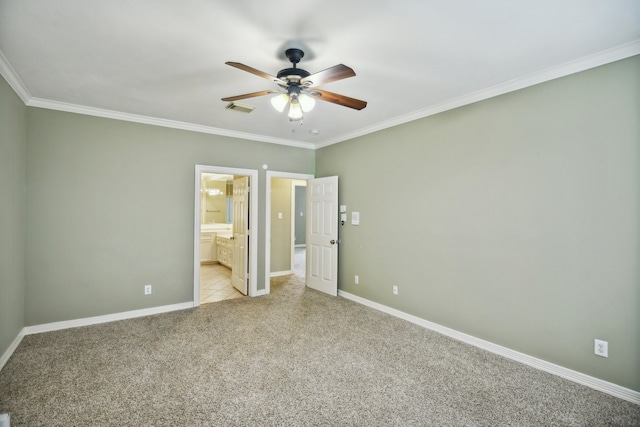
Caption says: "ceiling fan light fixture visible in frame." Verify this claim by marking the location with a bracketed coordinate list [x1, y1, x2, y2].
[270, 93, 289, 112]
[288, 100, 303, 121]
[298, 93, 316, 112]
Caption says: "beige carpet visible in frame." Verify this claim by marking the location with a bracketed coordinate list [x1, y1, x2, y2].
[1, 275, 639, 426]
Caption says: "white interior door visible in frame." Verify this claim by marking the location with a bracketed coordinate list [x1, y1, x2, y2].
[231, 176, 249, 295]
[306, 176, 339, 296]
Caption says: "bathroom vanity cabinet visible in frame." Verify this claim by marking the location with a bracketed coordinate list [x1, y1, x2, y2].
[200, 232, 217, 264]
[216, 236, 233, 269]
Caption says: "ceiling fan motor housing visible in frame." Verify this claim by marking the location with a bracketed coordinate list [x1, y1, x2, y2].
[276, 67, 310, 80]
[277, 49, 310, 84]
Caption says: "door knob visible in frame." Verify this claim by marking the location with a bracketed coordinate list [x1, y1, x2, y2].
[330, 239, 341, 245]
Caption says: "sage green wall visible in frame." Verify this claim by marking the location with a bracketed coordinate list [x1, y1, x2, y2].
[270, 178, 292, 272]
[25, 109, 314, 325]
[316, 56, 640, 391]
[0, 75, 27, 357]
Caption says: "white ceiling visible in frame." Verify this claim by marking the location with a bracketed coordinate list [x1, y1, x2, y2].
[1, 0, 638, 149]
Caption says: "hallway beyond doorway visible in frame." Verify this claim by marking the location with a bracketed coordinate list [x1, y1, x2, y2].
[265, 170, 314, 294]
[293, 247, 305, 278]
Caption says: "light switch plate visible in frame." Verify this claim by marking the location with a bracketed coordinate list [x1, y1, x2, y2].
[340, 205, 347, 213]
[351, 212, 360, 225]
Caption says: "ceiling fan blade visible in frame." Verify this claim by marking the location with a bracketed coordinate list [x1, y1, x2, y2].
[309, 89, 367, 110]
[301, 64, 356, 87]
[225, 62, 286, 85]
[221, 90, 278, 102]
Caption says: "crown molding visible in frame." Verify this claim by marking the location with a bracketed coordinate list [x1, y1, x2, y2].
[0, 46, 313, 149]
[315, 40, 640, 149]
[0, 48, 313, 149]
[27, 97, 315, 149]
[0, 50, 32, 104]
[2, 41, 638, 150]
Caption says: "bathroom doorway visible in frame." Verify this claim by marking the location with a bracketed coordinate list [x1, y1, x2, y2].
[198, 173, 241, 304]
[193, 165, 258, 307]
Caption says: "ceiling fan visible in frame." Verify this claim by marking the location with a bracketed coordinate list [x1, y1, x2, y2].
[222, 48, 367, 121]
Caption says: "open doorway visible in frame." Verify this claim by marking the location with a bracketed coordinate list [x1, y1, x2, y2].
[194, 165, 258, 307]
[265, 171, 314, 294]
[199, 172, 239, 304]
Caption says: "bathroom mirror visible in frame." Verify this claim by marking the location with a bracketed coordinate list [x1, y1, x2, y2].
[201, 173, 233, 224]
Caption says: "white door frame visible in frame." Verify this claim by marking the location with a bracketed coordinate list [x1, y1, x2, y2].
[194, 165, 259, 306]
[265, 170, 314, 294]
[291, 180, 307, 269]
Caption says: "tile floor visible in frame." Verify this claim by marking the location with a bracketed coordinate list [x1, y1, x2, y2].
[199, 247, 306, 305]
[199, 264, 244, 304]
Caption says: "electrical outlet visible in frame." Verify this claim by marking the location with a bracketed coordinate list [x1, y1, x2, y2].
[392, 285, 398, 295]
[594, 339, 608, 357]
[355, 275, 359, 285]
[144, 284, 152, 295]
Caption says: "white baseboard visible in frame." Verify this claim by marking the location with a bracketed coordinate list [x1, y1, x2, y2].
[5, 293, 638, 405]
[1, 302, 194, 372]
[338, 290, 640, 405]
[270, 270, 292, 277]
[23, 302, 194, 335]
[0, 328, 26, 371]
